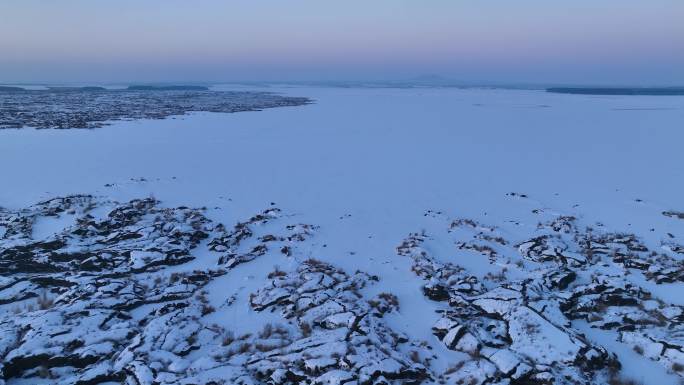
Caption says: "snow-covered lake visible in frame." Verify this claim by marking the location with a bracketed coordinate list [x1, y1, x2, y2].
[2, 86, 684, 384]
[2, 86, 683, 249]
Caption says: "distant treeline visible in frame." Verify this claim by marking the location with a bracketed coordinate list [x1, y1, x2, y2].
[48, 87, 107, 91]
[547, 87, 684, 96]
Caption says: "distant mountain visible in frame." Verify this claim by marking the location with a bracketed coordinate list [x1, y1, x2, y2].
[409, 74, 450, 82]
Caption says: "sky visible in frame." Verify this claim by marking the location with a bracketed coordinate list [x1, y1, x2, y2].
[1, 0, 683, 85]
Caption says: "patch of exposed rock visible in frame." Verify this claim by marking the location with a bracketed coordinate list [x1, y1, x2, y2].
[0, 196, 430, 385]
[398, 212, 684, 383]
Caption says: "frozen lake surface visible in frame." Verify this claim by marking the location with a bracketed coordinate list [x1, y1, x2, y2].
[2, 87, 683, 255]
[2, 86, 683, 226]
[1, 86, 684, 384]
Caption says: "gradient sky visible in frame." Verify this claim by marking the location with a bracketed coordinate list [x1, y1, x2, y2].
[1, 0, 683, 85]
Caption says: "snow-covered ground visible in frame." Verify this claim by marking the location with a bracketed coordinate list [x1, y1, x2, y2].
[1, 86, 684, 384]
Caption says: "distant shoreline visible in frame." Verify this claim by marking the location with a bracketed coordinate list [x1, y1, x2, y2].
[4, 83, 684, 95]
[547, 87, 684, 96]
[0, 85, 210, 92]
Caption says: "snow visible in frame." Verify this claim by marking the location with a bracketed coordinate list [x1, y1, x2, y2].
[575, 320, 681, 385]
[31, 213, 76, 239]
[1, 85, 684, 383]
[2, 88, 680, 283]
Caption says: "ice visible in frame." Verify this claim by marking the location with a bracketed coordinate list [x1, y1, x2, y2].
[1, 86, 684, 384]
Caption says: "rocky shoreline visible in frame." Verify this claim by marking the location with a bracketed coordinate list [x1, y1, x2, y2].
[0, 89, 310, 129]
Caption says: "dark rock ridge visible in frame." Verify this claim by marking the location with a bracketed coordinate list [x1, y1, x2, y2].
[0, 89, 310, 129]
